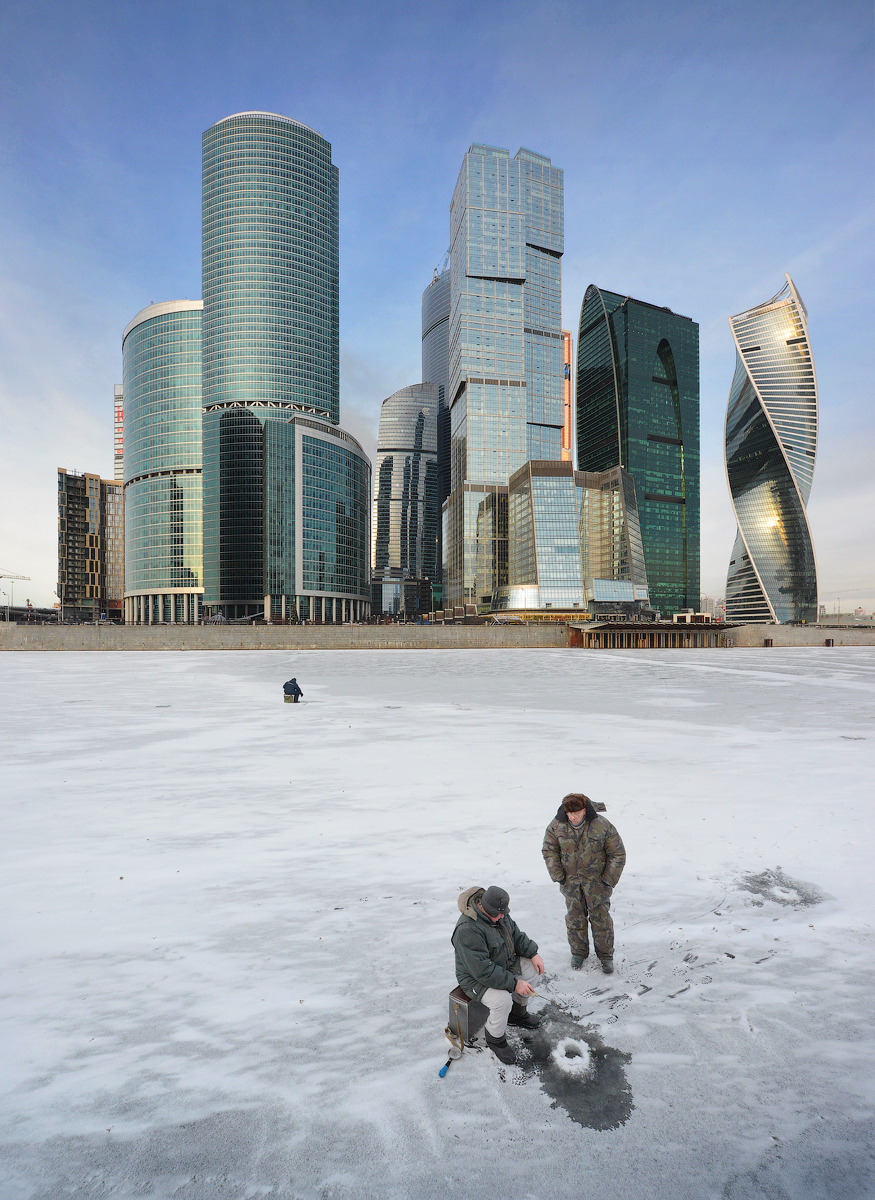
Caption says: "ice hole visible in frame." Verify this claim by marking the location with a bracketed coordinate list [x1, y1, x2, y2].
[551, 1038, 593, 1077]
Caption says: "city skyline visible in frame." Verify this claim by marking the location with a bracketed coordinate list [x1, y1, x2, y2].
[1, 2, 872, 610]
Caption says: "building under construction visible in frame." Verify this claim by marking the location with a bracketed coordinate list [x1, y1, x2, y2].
[57, 469, 124, 621]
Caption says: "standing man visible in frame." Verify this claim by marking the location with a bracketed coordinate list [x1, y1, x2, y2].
[452, 885, 545, 1065]
[283, 677, 303, 703]
[542, 793, 626, 974]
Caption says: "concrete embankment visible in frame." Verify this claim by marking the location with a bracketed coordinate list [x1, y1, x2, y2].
[0, 623, 569, 652]
[1, 622, 871, 652]
[722, 625, 875, 648]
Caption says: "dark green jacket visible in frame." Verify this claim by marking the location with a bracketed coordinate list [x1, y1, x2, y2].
[542, 806, 626, 891]
[452, 886, 539, 1001]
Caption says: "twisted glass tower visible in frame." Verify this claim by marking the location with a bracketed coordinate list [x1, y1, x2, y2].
[724, 275, 818, 624]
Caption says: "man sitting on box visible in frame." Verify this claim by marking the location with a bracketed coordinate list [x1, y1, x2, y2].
[451, 885, 545, 1065]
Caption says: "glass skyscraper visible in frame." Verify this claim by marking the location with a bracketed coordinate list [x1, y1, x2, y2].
[371, 384, 438, 614]
[444, 144, 565, 605]
[122, 300, 204, 625]
[576, 286, 700, 617]
[724, 275, 818, 624]
[200, 111, 369, 619]
[422, 265, 451, 581]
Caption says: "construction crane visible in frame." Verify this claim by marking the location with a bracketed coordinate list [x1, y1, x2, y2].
[0, 569, 31, 620]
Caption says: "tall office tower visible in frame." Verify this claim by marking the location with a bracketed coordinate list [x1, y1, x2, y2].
[561, 330, 573, 461]
[201, 111, 369, 620]
[113, 385, 124, 481]
[421, 264, 450, 583]
[494, 461, 650, 616]
[576, 286, 700, 617]
[444, 144, 564, 605]
[371, 384, 438, 616]
[122, 300, 204, 625]
[58, 469, 124, 621]
[724, 275, 818, 624]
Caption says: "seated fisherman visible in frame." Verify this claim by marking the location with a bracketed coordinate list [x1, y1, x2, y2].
[451, 885, 545, 1065]
[283, 678, 303, 702]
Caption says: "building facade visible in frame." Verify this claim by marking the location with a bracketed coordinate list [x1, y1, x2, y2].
[576, 286, 700, 617]
[264, 416, 371, 623]
[562, 330, 573, 462]
[444, 144, 565, 605]
[421, 265, 451, 585]
[113, 384, 124, 481]
[58, 469, 124, 621]
[122, 300, 204, 625]
[199, 111, 368, 619]
[493, 460, 650, 616]
[371, 383, 438, 615]
[724, 275, 818, 624]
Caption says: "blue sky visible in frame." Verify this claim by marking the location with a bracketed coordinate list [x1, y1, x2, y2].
[1, 0, 872, 611]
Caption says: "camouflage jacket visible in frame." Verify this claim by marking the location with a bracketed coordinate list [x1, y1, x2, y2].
[541, 807, 626, 890]
[451, 886, 539, 1000]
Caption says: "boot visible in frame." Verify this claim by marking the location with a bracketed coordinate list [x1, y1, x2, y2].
[570, 953, 589, 969]
[484, 1029, 517, 1064]
[598, 957, 614, 974]
[507, 1002, 540, 1029]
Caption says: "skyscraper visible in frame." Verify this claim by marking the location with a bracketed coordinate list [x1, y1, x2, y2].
[122, 300, 203, 625]
[371, 383, 438, 615]
[444, 144, 565, 605]
[200, 111, 369, 620]
[422, 264, 451, 582]
[724, 275, 818, 624]
[576, 286, 700, 617]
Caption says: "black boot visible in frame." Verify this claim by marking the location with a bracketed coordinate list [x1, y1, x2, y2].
[484, 1029, 517, 1064]
[507, 1002, 540, 1029]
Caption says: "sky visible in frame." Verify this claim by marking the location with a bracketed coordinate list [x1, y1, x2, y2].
[0, 0, 872, 611]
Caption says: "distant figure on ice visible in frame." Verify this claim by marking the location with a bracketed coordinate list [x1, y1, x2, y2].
[451, 885, 545, 1065]
[283, 677, 303, 703]
[542, 793, 626, 974]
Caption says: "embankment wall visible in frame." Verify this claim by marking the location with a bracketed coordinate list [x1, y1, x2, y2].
[0, 623, 569, 652]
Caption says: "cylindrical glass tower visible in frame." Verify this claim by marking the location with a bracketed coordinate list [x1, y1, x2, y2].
[202, 111, 340, 611]
[122, 300, 203, 624]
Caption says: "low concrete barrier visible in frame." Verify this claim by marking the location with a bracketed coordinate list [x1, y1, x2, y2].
[722, 625, 875, 648]
[0, 622, 570, 652]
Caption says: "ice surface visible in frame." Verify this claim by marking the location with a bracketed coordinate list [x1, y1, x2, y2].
[1, 647, 874, 1199]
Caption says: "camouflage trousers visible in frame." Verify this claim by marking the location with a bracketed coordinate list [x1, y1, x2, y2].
[561, 880, 614, 959]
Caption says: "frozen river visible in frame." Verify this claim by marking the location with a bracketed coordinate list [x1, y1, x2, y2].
[1, 647, 873, 1199]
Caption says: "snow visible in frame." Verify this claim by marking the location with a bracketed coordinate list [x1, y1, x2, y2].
[1, 647, 874, 1199]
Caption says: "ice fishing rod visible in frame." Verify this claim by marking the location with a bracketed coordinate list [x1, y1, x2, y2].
[439, 1005, 465, 1077]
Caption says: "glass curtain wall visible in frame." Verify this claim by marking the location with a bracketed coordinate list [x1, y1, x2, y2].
[422, 267, 451, 582]
[445, 143, 564, 605]
[201, 112, 339, 612]
[371, 384, 439, 604]
[724, 275, 818, 623]
[122, 301, 203, 623]
[576, 285, 700, 617]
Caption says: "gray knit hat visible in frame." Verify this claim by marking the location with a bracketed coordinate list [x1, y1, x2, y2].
[480, 885, 509, 917]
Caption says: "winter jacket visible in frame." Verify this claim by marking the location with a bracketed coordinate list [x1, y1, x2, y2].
[283, 679, 303, 697]
[451, 885, 539, 1001]
[542, 806, 626, 893]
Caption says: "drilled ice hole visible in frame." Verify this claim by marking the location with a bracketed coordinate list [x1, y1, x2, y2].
[551, 1038, 593, 1077]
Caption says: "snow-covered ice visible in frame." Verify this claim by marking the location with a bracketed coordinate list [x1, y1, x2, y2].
[1, 647, 874, 1199]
